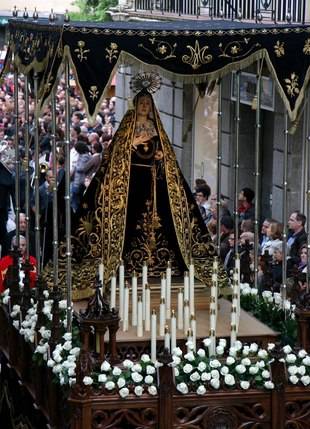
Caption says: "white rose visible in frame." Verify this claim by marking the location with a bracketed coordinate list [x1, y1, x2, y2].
[47, 359, 55, 367]
[203, 338, 212, 348]
[63, 340, 72, 351]
[249, 343, 258, 353]
[196, 385, 206, 395]
[52, 364, 62, 374]
[63, 332, 72, 341]
[172, 347, 183, 357]
[201, 372, 211, 381]
[262, 290, 273, 300]
[235, 341, 243, 351]
[240, 380, 250, 390]
[258, 349, 268, 359]
[145, 375, 153, 384]
[105, 381, 115, 390]
[83, 376, 93, 386]
[301, 375, 310, 386]
[250, 288, 258, 296]
[298, 349, 308, 359]
[210, 369, 220, 379]
[12, 320, 19, 329]
[184, 351, 195, 362]
[148, 385, 157, 396]
[242, 346, 250, 356]
[53, 353, 63, 363]
[289, 375, 299, 385]
[256, 360, 265, 368]
[132, 363, 142, 373]
[190, 372, 200, 382]
[298, 366, 306, 376]
[197, 348, 206, 358]
[70, 347, 80, 356]
[174, 368, 179, 377]
[117, 377, 126, 388]
[249, 366, 259, 375]
[210, 359, 221, 369]
[101, 361, 111, 372]
[283, 345, 293, 354]
[186, 340, 195, 351]
[218, 338, 227, 348]
[198, 362, 207, 372]
[262, 370, 270, 379]
[131, 372, 143, 383]
[264, 381, 275, 389]
[177, 382, 188, 394]
[210, 378, 220, 389]
[146, 365, 156, 375]
[220, 366, 229, 375]
[226, 356, 235, 366]
[119, 387, 130, 398]
[286, 354, 297, 364]
[123, 359, 134, 369]
[288, 366, 298, 375]
[229, 347, 237, 357]
[267, 343, 276, 351]
[235, 364, 246, 374]
[302, 356, 310, 366]
[172, 356, 181, 366]
[183, 363, 193, 374]
[134, 385, 143, 396]
[216, 345, 224, 356]
[43, 290, 49, 298]
[69, 378, 76, 386]
[68, 367, 76, 377]
[141, 354, 151, 363]
[59, 300, 67, 309]
[112, 367, 122, 376]
[241, 358, 251, 366]
[224, 374, 235, 386]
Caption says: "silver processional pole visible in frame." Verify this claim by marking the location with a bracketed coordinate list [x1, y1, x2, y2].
[234, 70, 241, 258]
[24, 74, 30, 260]
[282, 111, 289, 307]
[216, 78, 222, 257]
[13, 66, 20, 247]
[51, 89, 59, 290]
[64, 59, 72, 332]
[254, 61, 262, 289]
[33, 71, 41, 273]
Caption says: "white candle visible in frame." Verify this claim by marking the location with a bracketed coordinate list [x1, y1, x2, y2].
[184, 299, 190, 335]
[159, 297, 166, 336]
[145, 284, 151, 331]
[142, 261, 148, 320]
[137, 295, 143, 337]
[170, 309, 177, 352]
[160, 272, 166, 299]
[177, 288, 183, 331]
[209, 329, 216, 356]
[131, 271, 138, 327]
[119, 260, 125, 320]
[123, 281, 129, 332]
[164, 325, 170, 352]
[187, 328, 193, 352]
[190, 314, 196, 351]
[189, 260, 195, 316]
[110, 271, 116, 310]
[166, 261, 171, 319]
[99, 263, 104, 283]
[151, 309, 157, 363]
[184, 271, 189, 301]
[230, 305, 237, 346]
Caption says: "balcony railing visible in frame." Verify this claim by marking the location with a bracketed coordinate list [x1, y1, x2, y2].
[134, 0, 307, 23]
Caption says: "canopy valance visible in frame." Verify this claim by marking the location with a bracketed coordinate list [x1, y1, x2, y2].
[2, 18, 310, 121]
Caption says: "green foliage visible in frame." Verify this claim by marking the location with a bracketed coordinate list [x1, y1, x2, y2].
[240, 293, 298, 346]
[71, 0, 118, 22]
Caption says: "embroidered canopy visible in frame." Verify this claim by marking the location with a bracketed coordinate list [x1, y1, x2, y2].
[2, 18, 310, 121]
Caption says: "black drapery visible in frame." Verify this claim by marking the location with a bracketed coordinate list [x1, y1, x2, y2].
[2, 18, 310, 122]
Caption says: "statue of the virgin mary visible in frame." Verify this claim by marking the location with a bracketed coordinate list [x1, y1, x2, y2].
[64, 74, 220, 295]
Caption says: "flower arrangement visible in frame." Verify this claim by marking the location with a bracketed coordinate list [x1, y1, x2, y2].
[282, 345, 310, 387]
[240, 284, 297, 345]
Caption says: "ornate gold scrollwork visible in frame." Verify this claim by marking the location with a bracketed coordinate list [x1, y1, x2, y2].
[285, 73, 300, 98]
[182, 40, 212, 70]
[219, 38, 260, 60]
[105, 42, 119, 63]
[303, 38, 310, 55]
[74, 40, 90, 62]
[274, 40, 285, 58]
[138, 39, 177, 61]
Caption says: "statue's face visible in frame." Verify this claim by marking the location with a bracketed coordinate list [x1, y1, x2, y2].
[136, 95, 152, 117]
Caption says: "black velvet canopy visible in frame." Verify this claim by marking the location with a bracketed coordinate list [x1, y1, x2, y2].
[3, 18, 310, 121]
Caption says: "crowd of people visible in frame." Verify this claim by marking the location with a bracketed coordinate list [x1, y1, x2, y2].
[0, 71, 116, 262]
[194, 179, 309, 299]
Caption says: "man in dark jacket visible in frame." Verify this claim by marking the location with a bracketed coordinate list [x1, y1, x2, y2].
[287, 210, 307, 262]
